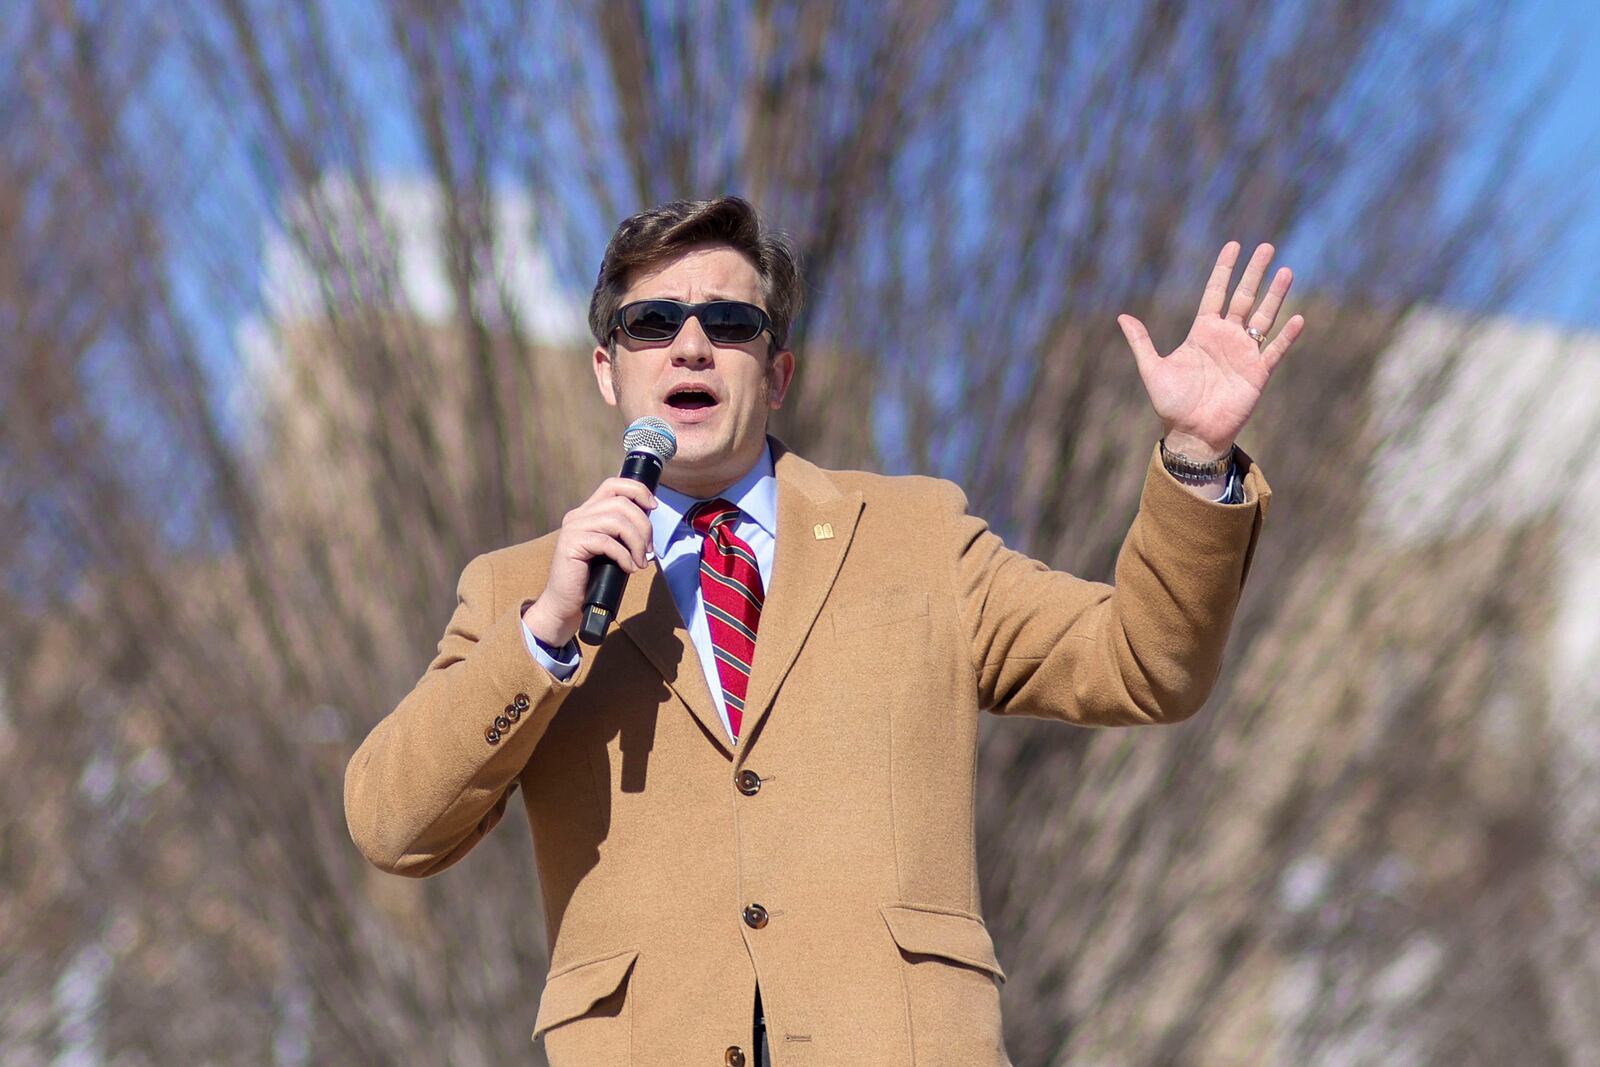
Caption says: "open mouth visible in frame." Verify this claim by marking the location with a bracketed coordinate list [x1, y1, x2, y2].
[664, 384, 719, 411]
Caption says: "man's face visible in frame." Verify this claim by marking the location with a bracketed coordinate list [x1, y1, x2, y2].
[594, 242, 795, 497]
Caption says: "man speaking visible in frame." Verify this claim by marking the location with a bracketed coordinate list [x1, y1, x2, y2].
[344, 196, 1300, 1065]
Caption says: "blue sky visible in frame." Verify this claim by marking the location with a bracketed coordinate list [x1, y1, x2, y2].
[1479, 0, 1600, 327]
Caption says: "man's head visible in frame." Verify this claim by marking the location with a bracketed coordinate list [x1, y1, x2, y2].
[589, 197, 801, 498]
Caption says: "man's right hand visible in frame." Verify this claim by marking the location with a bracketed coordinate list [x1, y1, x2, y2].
[521, 477, 658, 647]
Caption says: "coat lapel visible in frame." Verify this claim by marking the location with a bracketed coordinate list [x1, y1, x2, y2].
[735, 438, 863, 758]
[616, 563, 730, 756]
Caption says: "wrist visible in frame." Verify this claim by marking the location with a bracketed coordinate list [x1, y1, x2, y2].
[522, 599, 578, 648]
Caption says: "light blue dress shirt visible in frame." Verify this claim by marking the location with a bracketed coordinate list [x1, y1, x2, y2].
[520, 438, 1240, 743]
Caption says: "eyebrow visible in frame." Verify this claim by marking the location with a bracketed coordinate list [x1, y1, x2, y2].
[629, 291, 749, 303]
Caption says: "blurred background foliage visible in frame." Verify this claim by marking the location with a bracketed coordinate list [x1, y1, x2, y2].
[3, 0, 1599, 1063]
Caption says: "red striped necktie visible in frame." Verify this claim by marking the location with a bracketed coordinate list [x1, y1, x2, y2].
[686, 498, 764, 743]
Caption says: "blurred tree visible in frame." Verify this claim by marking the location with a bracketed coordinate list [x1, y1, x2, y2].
[0, 0, 1592, 1063]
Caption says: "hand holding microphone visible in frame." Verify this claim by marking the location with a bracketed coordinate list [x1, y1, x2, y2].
[521, 418, 678, 649]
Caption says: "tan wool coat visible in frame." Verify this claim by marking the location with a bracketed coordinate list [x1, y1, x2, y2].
[344, 435, 1271, 1066]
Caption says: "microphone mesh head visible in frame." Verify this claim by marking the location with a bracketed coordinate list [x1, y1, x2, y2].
[622, 416, 677, 462]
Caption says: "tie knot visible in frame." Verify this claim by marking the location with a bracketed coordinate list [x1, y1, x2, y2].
[687, 498, 741, 536]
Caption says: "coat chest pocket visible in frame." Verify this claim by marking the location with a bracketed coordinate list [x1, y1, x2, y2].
[831, 588, 929, 637]
[882, 903, 1011, 1065]
[532, 946, 638, 1061]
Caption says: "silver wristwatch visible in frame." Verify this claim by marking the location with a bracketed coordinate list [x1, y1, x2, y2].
[1160, 435, 1235, 482]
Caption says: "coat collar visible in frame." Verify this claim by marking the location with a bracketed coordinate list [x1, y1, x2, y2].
[615, 434, 864, 762]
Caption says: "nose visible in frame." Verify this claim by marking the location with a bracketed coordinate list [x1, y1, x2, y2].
[670, 314, 714, 365]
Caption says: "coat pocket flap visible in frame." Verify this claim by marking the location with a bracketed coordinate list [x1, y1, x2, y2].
[881, 903, 1006, 983]
[532, 947, 639, 1038]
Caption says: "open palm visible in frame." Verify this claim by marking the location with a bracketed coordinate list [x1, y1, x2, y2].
[1118, 241, 1304, 453]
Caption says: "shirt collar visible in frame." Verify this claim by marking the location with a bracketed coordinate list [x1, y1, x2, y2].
[650, 436, 778, 556]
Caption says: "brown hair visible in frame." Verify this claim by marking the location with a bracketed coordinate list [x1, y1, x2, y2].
[587, 196, 803, 352]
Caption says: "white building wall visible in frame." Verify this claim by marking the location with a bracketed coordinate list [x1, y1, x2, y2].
[1363, 305, 1600, 1051]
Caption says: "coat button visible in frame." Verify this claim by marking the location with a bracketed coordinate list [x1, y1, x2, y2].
[742, 903, 768, 929]
[724, 1047, 746, 1067]
[505, 702, 521, 722]
[484, 725, 501, 745]
[494, 714, 511, 732]
[736, 770, 761, 796]
[513, 692, 531, 711]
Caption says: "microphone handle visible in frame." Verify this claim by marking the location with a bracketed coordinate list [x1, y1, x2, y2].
[579, 450, 665, 645]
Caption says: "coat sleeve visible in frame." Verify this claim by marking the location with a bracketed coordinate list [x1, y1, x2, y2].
[951, 440, 1271, 725]
[344, 551, 579, 876]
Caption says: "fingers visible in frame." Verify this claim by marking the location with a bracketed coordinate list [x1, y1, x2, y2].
[603, 497, 656, 568]
[1261, 314, 1305, 372]
[1198, 241, 1240, 318]
[592, 503, 652, 568]
[1226, 243, 1276, 324]
[596, 476, 656, 511]
[1118, 314, 1160, 373]
[580, 529, 645, 574]
[570, 477, 658, 570]
[1248, 266, 1293, 333]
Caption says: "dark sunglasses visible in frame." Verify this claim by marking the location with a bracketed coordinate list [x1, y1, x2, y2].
[611, 299, 774, 345]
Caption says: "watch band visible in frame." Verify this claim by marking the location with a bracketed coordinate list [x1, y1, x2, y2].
[1160, 435, 1235, 482]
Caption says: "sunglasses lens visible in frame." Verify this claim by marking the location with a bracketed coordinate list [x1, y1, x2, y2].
[618, 300, 767, 343]
[700, 302, 765, 343]
[621, 301, 685, 340]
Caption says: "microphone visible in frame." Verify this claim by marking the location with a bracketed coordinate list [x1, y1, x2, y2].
[579, 416, 678, 645]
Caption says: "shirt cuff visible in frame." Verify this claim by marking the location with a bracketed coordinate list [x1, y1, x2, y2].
[1213, 459, 1242, 503]
[522, 618, 581, 680]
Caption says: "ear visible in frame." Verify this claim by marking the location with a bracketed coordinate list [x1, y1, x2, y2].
[593, 342, 619, 407]
[766, 348, 796, 410]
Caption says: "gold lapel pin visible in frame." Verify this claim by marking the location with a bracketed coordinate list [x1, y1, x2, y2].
[813, 522, 834, 540]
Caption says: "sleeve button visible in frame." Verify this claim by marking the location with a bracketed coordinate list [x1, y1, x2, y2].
[505, 703, 521, 722]
[494, 714, 511, 732]
[513, 693, 531, 711]
[484, 725, 502, 745]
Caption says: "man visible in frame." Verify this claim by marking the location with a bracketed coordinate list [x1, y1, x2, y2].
[344, 197, 1299, 1066]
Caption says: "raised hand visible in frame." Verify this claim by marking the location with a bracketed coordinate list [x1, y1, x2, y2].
[1117, 241, 1304, 460]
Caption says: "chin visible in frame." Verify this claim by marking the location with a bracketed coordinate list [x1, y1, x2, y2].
[676, 431, 730, 458]
[669, 437, 742, 472]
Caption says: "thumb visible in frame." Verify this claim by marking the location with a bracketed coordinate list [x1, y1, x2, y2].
[1118, 314, 1161, 375]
